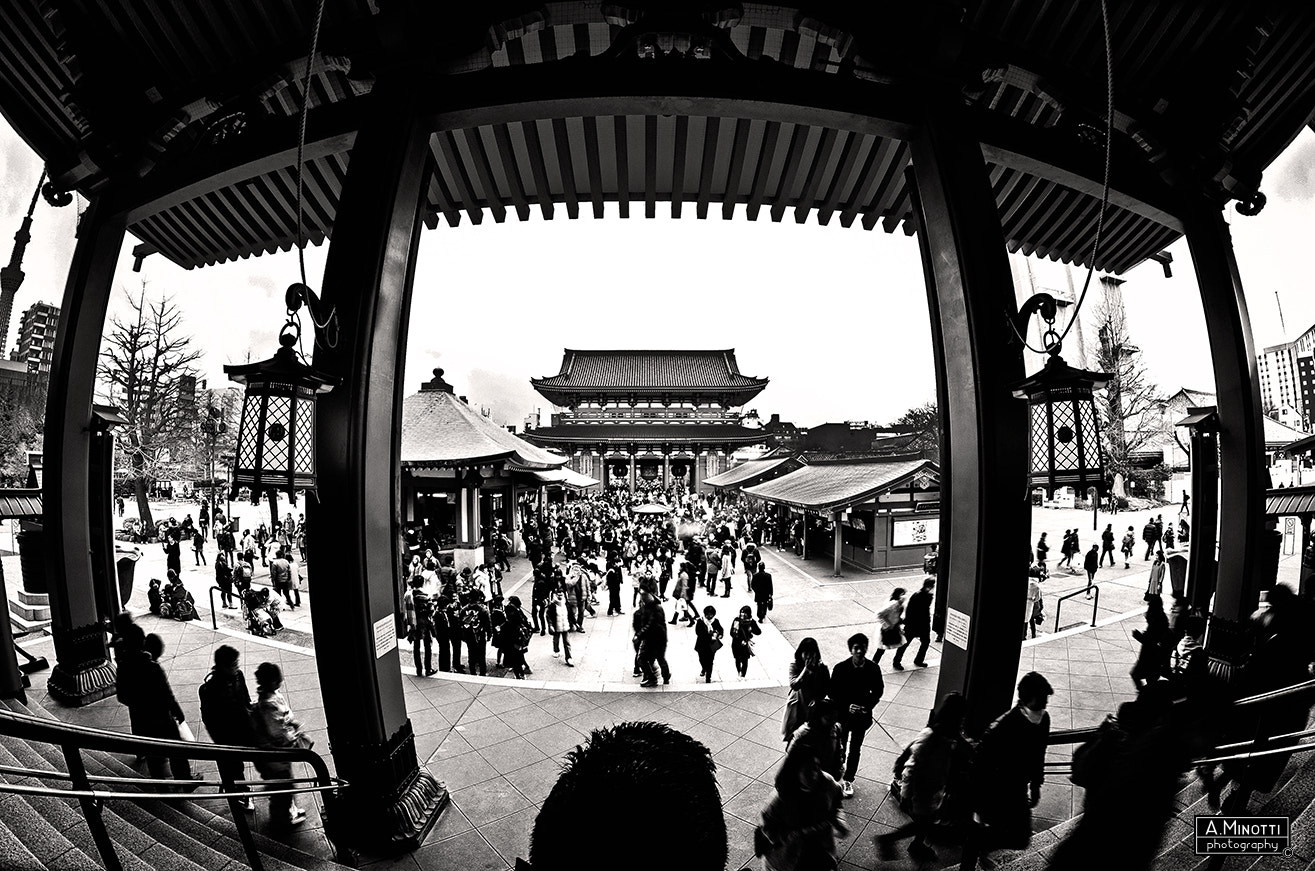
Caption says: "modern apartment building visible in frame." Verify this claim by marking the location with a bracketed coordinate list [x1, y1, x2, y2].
[7, 300, 59, 374]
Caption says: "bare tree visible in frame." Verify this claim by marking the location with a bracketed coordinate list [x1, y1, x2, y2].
[887, 400, 940, 459]
[1090, 295, 1161, 491]
[0, 380, 45, 486]
[98, 286, 202, 529]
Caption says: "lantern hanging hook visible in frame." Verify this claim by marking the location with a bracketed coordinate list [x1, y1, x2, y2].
[1009, 292, 1064, 357]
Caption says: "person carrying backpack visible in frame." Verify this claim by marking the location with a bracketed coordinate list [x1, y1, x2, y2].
[198, 645, 257, 811]
[461, 592, 492, 676]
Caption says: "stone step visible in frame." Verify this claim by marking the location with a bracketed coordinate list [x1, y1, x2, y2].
[0, 694, 354, 871]
[14, 589, 49, 607]
[8, 594, 50, 622]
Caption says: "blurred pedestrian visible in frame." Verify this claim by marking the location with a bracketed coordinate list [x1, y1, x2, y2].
[758, 700, 848, 871]
[894, 577, 933, 668]
[115, 629, 200, 788]
[1083, 544, 1099, 597]
[250, 662, 309, 828]
[872, 588, 906, 664]
[878, 692, 968, 863]
[1130, 597, 1169, 689]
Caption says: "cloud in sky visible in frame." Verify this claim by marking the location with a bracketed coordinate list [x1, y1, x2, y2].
[2, 118, 1313, 424]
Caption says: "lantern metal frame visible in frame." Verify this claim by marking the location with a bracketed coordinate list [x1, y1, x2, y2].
[1010, 293, 1112, 499]
[224, 286, 339, 504]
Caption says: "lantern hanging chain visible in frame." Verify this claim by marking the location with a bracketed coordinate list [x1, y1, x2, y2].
[1008, 0, 1113, 356]
[291, 0, 338, 355]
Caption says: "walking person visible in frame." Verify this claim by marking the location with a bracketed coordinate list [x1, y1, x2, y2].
[694, 605, 724, 683]
[547, 585, 574, 667]
[634, 579, 670, 687]
[1057, 530, 1074, 571]
[1034, 532, 1049, 572]
[192, 528, 207, 566]
[751, 559, 774, 622]
[605, 558, 624, 616]
[1142, 519, 1159, 561]
[718, 548, 734, 597]
[1024, 571, 1043, 640]
[1120, 526, 1135, 569]
[1083, 543, 1099, 597]
[199, 503, 210, 540]
[215, 551, 235, 609]
[758, 701, 849, 871]
[1130, 596, 1169, 690]
[827, 633, 884, 798]
[163, 528, 183, 577]
[893, 577, 934, 669]
[1100, 523, 1116, 567]
[250, 662, 309, 828]
[500, 596, 531, 679]
[877, 692, 969, 863]
[730, 605, 761, 678]
[782, 638, 830, 743]
[269, 547, 297, 610]
[198, 645, 257, 811]
[115, 627, 200, 788]
[962, 672, 1053, 870]
[872, 588, 906, 664]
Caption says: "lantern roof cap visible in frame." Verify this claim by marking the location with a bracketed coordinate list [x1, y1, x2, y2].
[1010, 353, 1111, 400]
[223, 345, 338, 393]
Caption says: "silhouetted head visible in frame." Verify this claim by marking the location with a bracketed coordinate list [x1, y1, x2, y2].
[528, 723, 725, 871]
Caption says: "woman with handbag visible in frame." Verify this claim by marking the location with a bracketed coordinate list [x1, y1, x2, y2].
[730, 605, 762, 678]
[781, 638, 829, 743]
[251, 662, 309, 828]
[694, 605, 724, 683]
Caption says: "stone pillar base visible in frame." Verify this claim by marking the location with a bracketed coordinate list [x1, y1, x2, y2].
[328, 721, 450, 856]
[452, 545, 484, 573]
[47, 659, 116, 707]
[1205, 614, 1251, 685]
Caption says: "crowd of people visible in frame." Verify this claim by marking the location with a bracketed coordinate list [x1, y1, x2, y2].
[399, 484, 785, 685]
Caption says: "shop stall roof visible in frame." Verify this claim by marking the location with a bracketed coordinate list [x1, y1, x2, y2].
[703, 456, 804, 490]
[742, 457, 938, 513]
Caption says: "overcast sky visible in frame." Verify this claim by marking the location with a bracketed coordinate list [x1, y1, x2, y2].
[2, 118, 1313, 428]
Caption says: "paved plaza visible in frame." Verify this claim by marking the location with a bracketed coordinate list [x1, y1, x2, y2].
[2, 498, 1276, 869]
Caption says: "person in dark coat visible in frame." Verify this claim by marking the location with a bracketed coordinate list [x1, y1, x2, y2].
[163, 528, 183, 576]
[115, 629, 199, 787]
[751, 560, 774, 622]
[827, 632, 884, 798]
[1048, 691, 1186, 871]
[605, 559, 624, 617]
[1142, 520, 1159, 560]
[1130, 597, 1169, 689]
[963, 672, 1052, 869]
[500, 596, 531, 679]
[693, 605, 724, 683]
[729, 605, 762, 677]
[634, 579, 670, 687]
[894, 577, 934, 669]
[782, 638, 830, 743]
[198, 644, 257, 810]
[1083, 544, 1099, 596]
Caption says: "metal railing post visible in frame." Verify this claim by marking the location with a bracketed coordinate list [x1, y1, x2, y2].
[62, 745, 122, 871]
[209, 586, 222, 630]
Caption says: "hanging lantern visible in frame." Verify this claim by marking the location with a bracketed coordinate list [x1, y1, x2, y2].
[1008, 292, 1112, 498]
[225, 299, 338, 504]
[1011, 352, 1110, 498]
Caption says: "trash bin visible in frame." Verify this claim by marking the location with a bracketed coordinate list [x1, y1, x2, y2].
[115, 545, 143, 610]
[1166, 553, 1188, 599]
[16, 521, 44, 595]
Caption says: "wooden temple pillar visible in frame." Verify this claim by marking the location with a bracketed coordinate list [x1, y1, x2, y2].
[912, 101, 1030, 733]
[663, 450, 670, 489]
[628, 448, 637, 494]
[307, 83, 445, 854]
[42, 196, 124, 706]
[1185, 205, 1272, 680]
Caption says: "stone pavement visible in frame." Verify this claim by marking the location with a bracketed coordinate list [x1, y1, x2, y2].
[3, 499, 1303, 869]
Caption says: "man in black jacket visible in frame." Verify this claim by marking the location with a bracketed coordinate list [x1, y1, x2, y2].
[964, 672, 1052, 869]
[750, 561, 774, 622]
[893, 577, 934, 669]
[827, 632, 884, 798]
[199, 645, 258, 810]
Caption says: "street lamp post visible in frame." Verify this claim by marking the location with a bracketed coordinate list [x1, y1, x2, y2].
[201, 406, 227, 537]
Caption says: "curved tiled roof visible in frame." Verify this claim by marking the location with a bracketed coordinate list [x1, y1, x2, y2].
[742, 458, 938, 511]
[400, 389, 567, 470]
[524, 422, 768, 448]
[703, 457, 805, 490]
[532, 350, 767, 392]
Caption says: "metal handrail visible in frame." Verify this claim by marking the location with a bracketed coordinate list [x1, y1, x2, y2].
[0, 704, 349, 871]
[1052, 583, 1099, 634]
